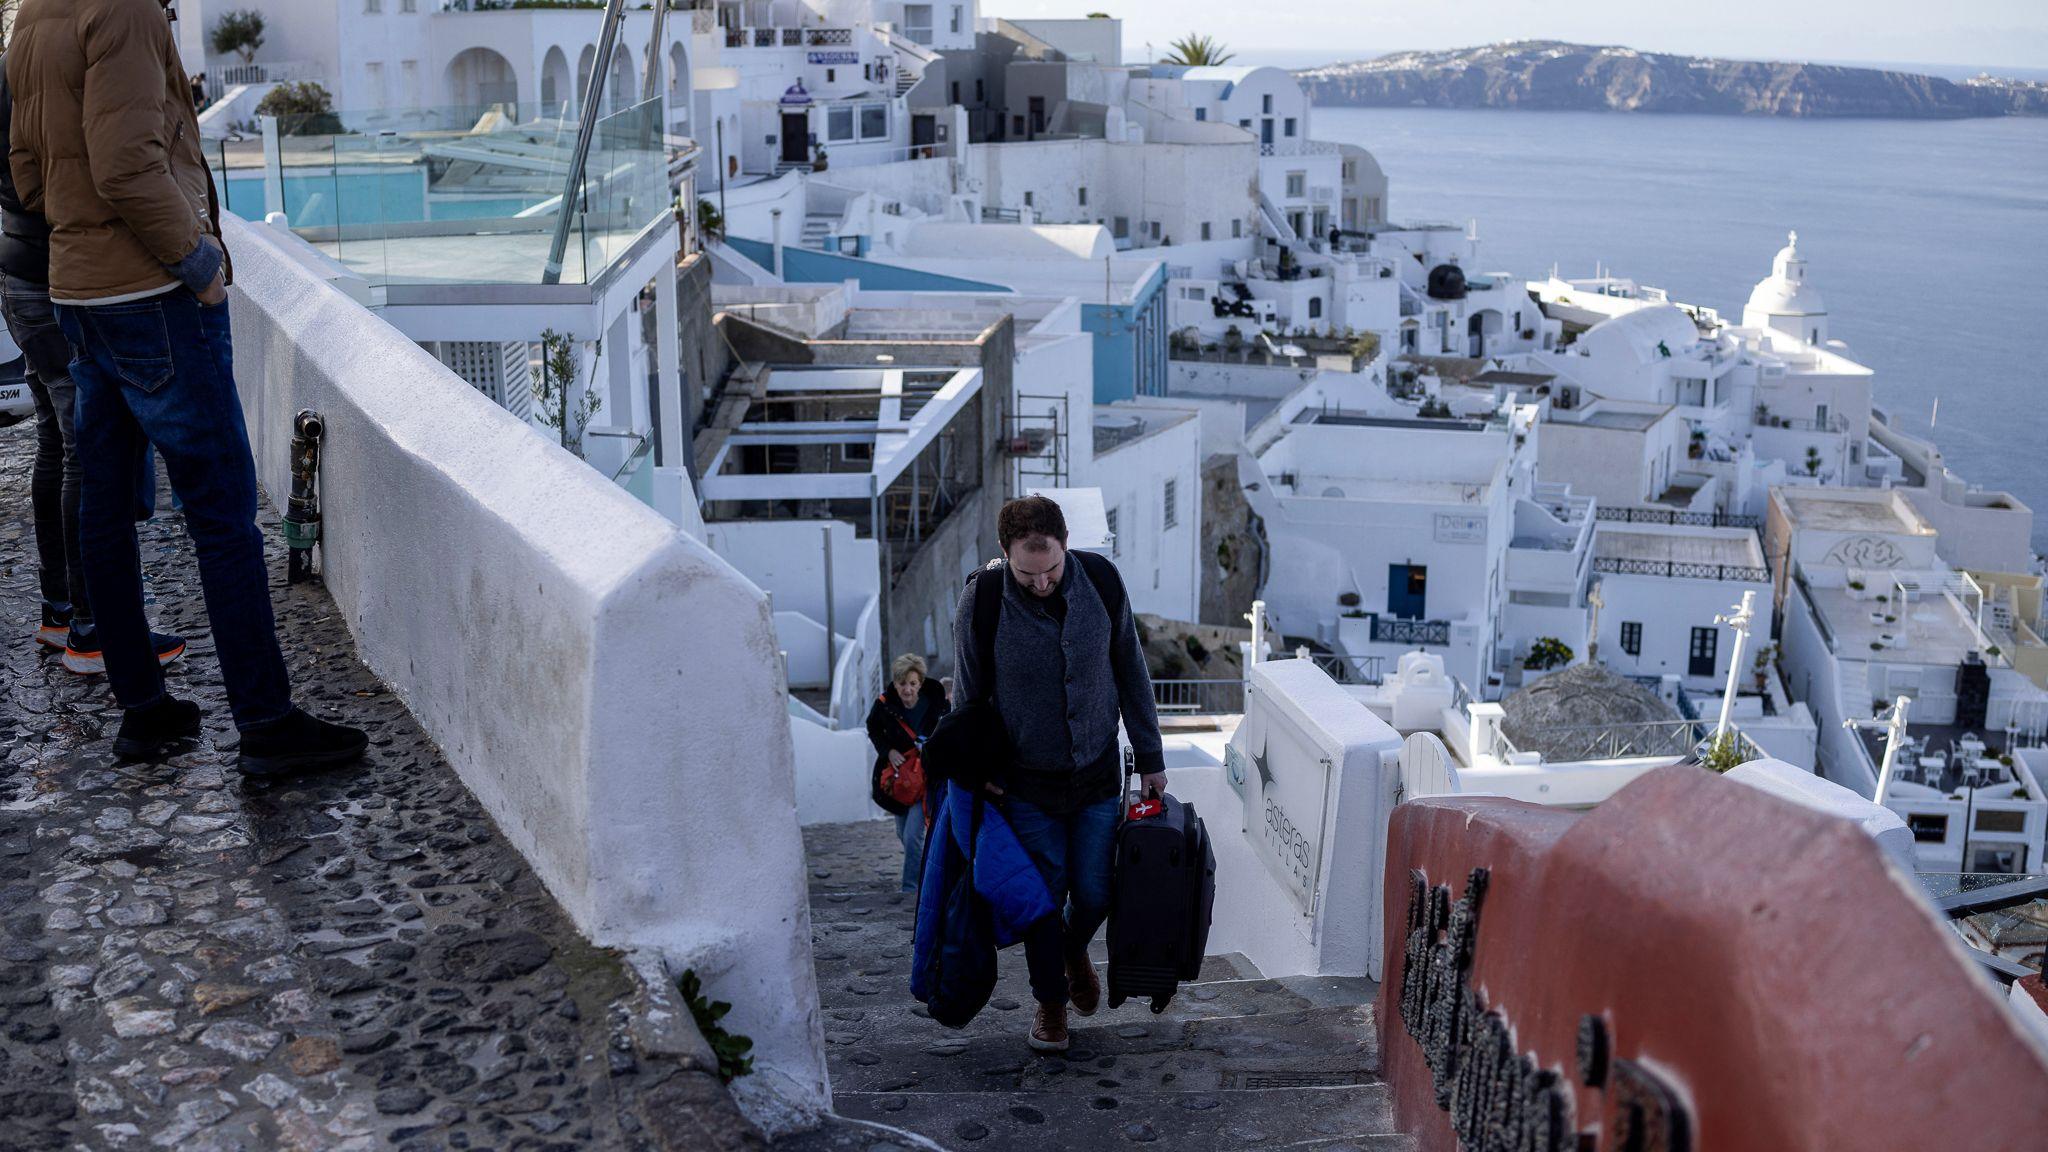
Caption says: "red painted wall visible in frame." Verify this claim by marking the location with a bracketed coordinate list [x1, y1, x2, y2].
[1377, 767, 2048, 1152]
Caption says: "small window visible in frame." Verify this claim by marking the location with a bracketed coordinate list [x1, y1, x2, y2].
[1200, 221, 1211, 241]
[827, 105, 855, 142]
[951, 5, 963, 34]
[1013, 115, 1025, 135]
[1286, 172, 1306, 198]
[1163, 480, 1178, 530]
[826, 69, 836, 83]
[1262, 94, 1273, 114]
[1232, 219, 1242, 239]
[1149, 220, 1161, 240]
[976, 79, 985, 101]
[1194, 107, 1206, 121]
[400, 0, 416, 10]
[1024, 190, 1034, 207]
[1078, 187, 1087, 206]
[1977, 810, 2028, 834]
[1106, 507, 1120, 556]
[1238, 118, 1251, 130]
[1620, 622, 1642, 656]
[1308, 297, 1322, 319]
[1907, 813, 1949, 843]
[951, 81, 960, 103]
[860, 103, 889, 139]
[365, 0, 381, 11]
[1284, 117, 1297, 137]
[1113, 216, 1129, 238]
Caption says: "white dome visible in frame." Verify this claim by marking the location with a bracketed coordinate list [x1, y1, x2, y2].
[1745, 230, 1826, 318]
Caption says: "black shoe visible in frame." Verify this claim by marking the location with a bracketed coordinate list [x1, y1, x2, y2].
[113, 696, 204, 762]
[63, 628, 187, 675]
[236, 708, 368, 778]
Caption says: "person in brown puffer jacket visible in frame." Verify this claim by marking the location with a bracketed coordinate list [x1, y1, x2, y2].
[8, 0, 368, 776]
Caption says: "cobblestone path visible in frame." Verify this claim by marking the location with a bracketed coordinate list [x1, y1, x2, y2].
[0, 429, 758, 1151]
[796, 820, 1415, 1151]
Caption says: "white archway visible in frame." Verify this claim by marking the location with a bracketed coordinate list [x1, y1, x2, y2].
[576, 44, 598, 113]
[608, 53, 637, 113]
[540, 46, 572, 116]
[445, 47, 519, 115]
[666, 42, 690, 129]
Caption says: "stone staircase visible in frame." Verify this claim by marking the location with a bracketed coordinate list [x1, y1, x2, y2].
[781, 822, 1411, 1151]
[801, 213, 837, 250]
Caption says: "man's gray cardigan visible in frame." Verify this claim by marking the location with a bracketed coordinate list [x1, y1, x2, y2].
[953, 554, 1165, 813]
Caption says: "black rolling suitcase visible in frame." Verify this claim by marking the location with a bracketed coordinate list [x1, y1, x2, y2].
[1106, 751, 1216, 1013]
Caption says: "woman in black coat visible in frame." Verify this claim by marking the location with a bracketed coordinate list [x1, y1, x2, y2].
[865, 653, 950, 892]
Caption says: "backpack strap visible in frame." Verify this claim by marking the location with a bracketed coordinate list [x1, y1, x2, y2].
[971, 561, 1004, 704]
[1071, 549, 1128, 624]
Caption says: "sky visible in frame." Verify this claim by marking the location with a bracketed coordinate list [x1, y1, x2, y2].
[997, 0, 2048, 74]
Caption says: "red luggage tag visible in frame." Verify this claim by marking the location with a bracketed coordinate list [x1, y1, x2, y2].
[1128, 796, 1165, 820]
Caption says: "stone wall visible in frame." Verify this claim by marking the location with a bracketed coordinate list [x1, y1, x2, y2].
[222, 216, 828, 1112]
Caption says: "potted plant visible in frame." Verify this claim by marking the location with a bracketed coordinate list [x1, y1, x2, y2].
[1689, 429, 1706, 459]
[1804, 446, 1822, 476]
[1524, 636, 1574, 673]
[812, 147, 829, 172]
[1751, 643, 1774, 694]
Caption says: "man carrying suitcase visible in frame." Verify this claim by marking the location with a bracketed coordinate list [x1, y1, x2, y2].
[952, 495, 1167, 1052]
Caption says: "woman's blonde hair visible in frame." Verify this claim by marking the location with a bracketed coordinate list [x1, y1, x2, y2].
[890, 653, 928, 685]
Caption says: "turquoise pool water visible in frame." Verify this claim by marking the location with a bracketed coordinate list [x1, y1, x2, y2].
[223, 171, 540, 228]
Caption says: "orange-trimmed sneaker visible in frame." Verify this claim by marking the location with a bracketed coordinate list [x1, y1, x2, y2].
[1067, 954, 1102, 1017]
[35, 604, 72, 650]
[1028, 1002, 1070, 1052]
[62, 629, 187, 676]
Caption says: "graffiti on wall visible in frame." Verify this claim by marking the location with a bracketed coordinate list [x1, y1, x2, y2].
[1821, 535, 1905, 569]
[1398, 867, 1694, 1152]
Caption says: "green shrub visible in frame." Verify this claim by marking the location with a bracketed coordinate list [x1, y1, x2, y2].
[255, 82, 344, 136]
[678, 969, 754, 1083]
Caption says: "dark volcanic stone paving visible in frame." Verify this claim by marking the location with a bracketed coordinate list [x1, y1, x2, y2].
[0, 429, 757, 1150]
[796, 820, 1416, 1152]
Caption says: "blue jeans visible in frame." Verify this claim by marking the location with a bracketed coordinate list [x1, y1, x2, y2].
[57, 292, 293, 728]
[893, 797, 926, 893]
[1006, 794, 1120, 1006]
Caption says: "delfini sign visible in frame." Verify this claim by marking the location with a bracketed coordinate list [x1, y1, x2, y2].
[1225, 659, 1403, 977]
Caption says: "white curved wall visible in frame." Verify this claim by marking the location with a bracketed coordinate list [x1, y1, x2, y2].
[221, 215, 827, 1110]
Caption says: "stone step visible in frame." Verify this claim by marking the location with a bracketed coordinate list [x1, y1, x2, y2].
[832, 1084, 1402, 1151]
[827, 1002, 1378, 1096]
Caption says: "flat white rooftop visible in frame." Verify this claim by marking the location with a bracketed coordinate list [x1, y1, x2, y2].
[1596, 528, 1764, 569]
[1777, 488, 1935, 536]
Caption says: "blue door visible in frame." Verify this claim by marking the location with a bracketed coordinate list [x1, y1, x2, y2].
[1388, 564, 1427, 620]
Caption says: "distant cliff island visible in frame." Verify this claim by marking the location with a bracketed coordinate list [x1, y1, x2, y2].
[1296, 41, 2048, 119]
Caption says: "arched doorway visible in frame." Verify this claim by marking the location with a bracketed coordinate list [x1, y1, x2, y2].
[445, 47, 519, 117]
[608, 53, 637, 113]
[1467, 308, 1503, 358]
[667, 42, 689, 128]
[576, 45, 598, 113]
[540, 46, 572, 117]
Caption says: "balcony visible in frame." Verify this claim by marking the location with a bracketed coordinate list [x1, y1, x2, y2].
[725, 25, 858, 48]
[1372, 615, 1452, 647]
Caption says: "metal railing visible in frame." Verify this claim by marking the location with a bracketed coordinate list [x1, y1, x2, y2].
[1153, 679, 1246, 716]
[1509, 719, 1767, 765]
[1309, 652, 1386, 685]
[1592, 556, 1770, 583]
[1372, 616, 1451, 647]
[1595, 506, 1761, 530]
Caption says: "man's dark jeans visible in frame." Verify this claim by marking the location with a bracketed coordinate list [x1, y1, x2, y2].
[5, 273, 90, 624]
[1008, 794, 1121, 1007]
[57, 291, 292, 728]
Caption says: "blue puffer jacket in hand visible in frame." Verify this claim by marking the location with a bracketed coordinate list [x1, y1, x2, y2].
[910, 781, 1055, 1028]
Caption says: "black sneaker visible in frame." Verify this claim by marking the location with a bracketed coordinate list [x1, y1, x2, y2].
[63, 628, 187, 676]
[113, 696, 204, 762]
[236, 708, 369, 778]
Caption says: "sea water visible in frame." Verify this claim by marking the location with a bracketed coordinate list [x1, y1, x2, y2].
[1317, 107, 2048, 555]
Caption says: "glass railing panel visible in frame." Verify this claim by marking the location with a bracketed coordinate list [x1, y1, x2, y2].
[222, 102, 682, 288]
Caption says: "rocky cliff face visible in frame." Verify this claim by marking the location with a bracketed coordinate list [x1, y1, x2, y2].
[1298, 42, 2045, 119]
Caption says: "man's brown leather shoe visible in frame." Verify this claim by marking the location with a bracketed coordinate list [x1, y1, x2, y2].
[1067, 954, 1102, 1017]
[1028, 1001, 1070, 1052]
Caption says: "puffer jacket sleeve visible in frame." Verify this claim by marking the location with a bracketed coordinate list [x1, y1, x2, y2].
[78, 1, 207, 268]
